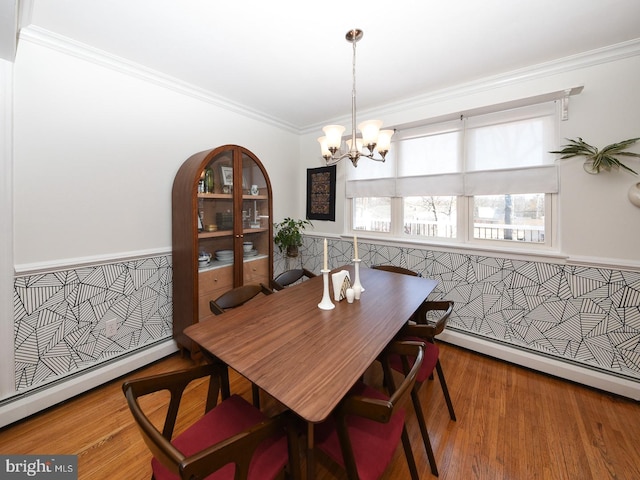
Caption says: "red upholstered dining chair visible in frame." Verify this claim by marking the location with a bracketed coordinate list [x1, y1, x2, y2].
[208, 283, 273, 408]
[314, 341, 425, 480]
[122, 363, 300, 480]
[270, 268, 316, 291]
[371, 264, 456, 477]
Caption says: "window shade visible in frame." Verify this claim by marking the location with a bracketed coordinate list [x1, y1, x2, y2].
[396, 173, 465, 196]
[464, 165, 558, 195]
[346, 178, 396, 198]
[346, 99, 559, 198]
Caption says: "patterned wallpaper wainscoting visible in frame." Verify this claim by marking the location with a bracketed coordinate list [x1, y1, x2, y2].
[13, 255, 173, 391]
[292, 237, 640, 383]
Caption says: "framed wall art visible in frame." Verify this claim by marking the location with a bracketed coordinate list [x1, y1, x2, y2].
[306, 165, 336, 221]
[220, 166, 234, 186]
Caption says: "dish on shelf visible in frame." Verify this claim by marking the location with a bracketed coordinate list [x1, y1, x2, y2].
[244, 249, 258, 257]
[215, 250, 234, 261]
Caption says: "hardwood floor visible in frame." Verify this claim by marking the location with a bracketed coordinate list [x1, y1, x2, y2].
[1, 342, 638, 479]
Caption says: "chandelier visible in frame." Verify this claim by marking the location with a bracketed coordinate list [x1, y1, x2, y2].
[318, 29, 394, 167]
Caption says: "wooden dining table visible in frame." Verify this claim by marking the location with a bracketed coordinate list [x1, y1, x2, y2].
[184, 264, 437, 479]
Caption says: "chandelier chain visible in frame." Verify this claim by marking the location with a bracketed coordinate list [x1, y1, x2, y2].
[350, 31, 358, 159]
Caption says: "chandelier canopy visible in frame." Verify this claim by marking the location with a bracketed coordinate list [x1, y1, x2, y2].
[318, 29, 394, 167]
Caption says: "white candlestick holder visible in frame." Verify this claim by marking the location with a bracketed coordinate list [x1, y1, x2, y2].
[352, 259, 365, 293]
[318, 269, 335, 310]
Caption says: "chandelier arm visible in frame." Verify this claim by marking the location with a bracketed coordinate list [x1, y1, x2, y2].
[362, 152, 386, 162]
[324, 150, 386, 166]
[325, 151, 353, 165]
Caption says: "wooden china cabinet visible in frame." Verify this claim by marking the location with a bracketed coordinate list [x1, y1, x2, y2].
[172, 145, 273, 353]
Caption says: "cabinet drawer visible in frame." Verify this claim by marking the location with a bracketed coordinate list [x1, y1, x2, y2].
[198, 266, 234, 321]
[243, 256, 269, 284]
[198, 286, 230, 320]
[199, 265, 233, 293]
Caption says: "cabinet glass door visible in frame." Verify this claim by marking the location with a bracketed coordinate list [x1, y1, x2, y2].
[240, 152, 270, 287]
[197, 151, 234, 268]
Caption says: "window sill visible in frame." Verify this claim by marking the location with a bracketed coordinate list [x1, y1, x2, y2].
[305, 232, 566, 264]
[352, 232, 568, 263]
[307, 233, 640, 272]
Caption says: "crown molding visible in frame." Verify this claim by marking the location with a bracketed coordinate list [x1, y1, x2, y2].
[18, 25, 300, 134]
[16, 26, 640, 136]
[302, 38, 640, 133]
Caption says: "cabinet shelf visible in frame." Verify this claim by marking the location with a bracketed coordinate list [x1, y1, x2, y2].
[198, 254, 268, 272]
[197, 194, 269, 200]
[242, 194, 268, 200]
[198, 229, 233, 239]
[198, 193, 232, 199]
[198, 227, 269, 239]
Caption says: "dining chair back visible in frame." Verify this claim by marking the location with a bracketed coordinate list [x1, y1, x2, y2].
[122, 363, 300, 480]
[371, 264, 421, 277]
[372, 264, 456, 477]
[315, 341, 425, 480]
[209, 283, 273, 315]
[270, 268, 316, 291]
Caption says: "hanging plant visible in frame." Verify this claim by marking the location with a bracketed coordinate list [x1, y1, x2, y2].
[550, 137, 639, 175]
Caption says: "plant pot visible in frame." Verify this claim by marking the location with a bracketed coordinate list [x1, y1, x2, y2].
[583, 159, 598, 174]
[629, 182, 640, 208]
[286, 245, 299, 257]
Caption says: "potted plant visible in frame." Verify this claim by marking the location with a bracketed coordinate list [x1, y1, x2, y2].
[273, 217, 313, 257]
[550, 137, 639, 175]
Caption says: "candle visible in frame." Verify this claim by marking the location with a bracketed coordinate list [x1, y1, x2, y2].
[323, 238, 328, 270]
[353, 235, 358, 260]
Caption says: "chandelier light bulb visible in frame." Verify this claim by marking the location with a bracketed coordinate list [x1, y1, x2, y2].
[375, 129, 395, 158]
[358, 120, 382, 151]
[317, 136, 332, 159]
[322, 124, 346, 152]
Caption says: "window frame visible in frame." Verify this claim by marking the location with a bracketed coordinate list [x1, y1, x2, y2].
[350, 194, 555, 251]
[347, 99, 561, 253]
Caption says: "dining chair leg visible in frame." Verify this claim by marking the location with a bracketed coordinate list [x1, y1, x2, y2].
[252, 383, 260, 409]
[199, 350, 231, 399]
[435, 359, 456, 421]
[285, 415, 302, 480]
[220, 365, 231, 399]
[401, 425, 420, 480]
[411, 387, 439, 476]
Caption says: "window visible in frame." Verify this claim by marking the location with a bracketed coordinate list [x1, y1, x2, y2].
[472, 194, 545, 243]
[348, 101, 559, 248]
[403, 196, 457, 239]
[353, 197, 391, 232]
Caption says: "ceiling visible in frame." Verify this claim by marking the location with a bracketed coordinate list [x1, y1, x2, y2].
[16, 0, 640, 131]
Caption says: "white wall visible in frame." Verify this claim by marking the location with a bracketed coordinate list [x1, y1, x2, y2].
[299, 43, 640, 266]
[13, 38, 300, 268]
[0, 58, 15, 399]
[1, 33, 301, 426]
